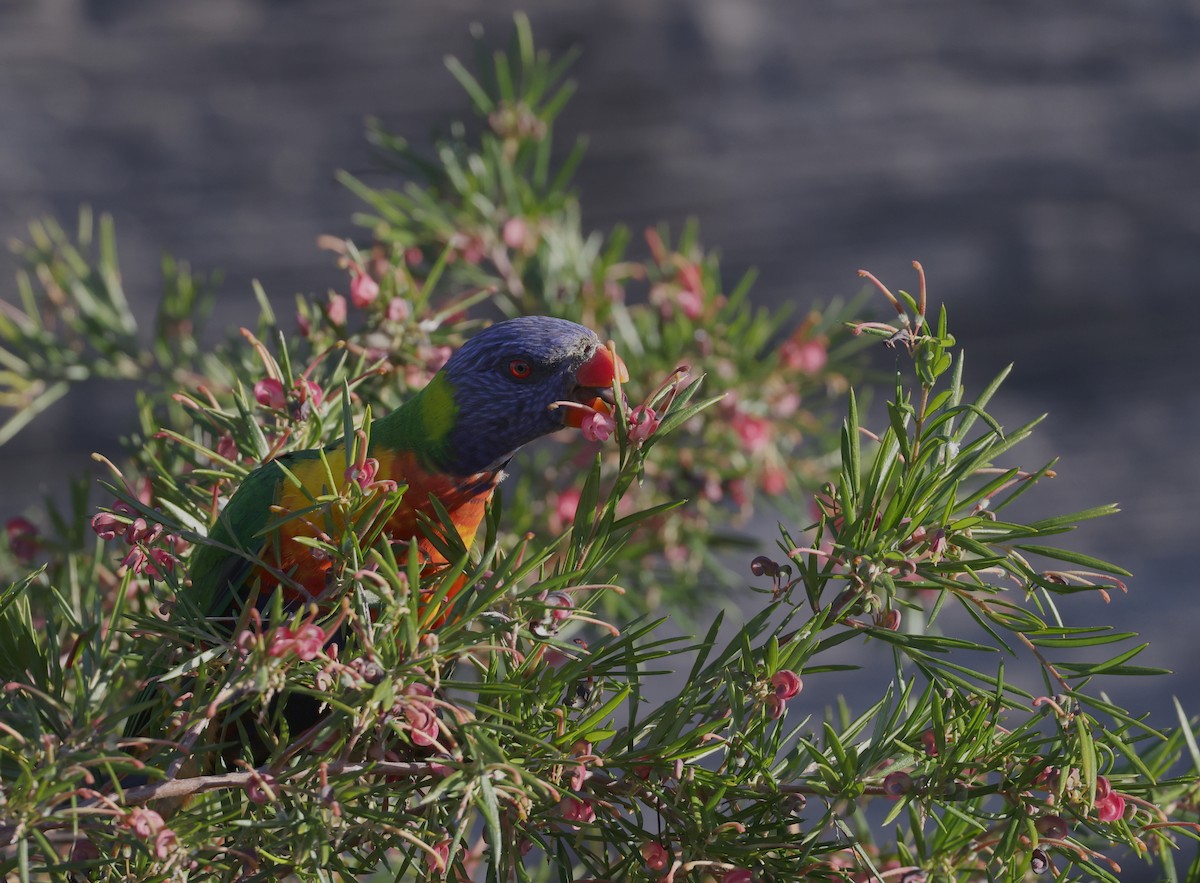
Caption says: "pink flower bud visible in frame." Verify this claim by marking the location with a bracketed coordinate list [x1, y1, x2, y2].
[771, 670, 803, 700]
[5, 517, 38, 563]
[780, 337, 828, 374]
[144, 549, 177, 580]
[90, 512, 123, 540]
[628, 405, 660, 444]
[545, 591, 574, 622]
[125, 517, 148, 545]
[765, 693, 787, 719]
[298, 379, 324, 407]
[1095, 791, 1126, 823]
[349, 270, 380, 308]
[581, 410, 615, 442]
[120, 547, 147, 573]
[883, 770, 913, 799]
[1035, 815, 1068, 839]
[558, 795, 595, 825]
[291, 623, 326, 661]
[267, 626, 296, 658]
[216, 435, 239, 461]
[640, 841, 669, 871]
[725, 869, 754, 883]
[254, 378, 286, 410]
[427, 838, 450, 874]
[345, 458, 380, 490]
[124, 807, 165, 838]
[153, 827, 177, 859]
[327, 293, 348, 325]
[245, 773, 276, 805]
[735, 414, 772, 454]
[502, 217, 529, 250]
[386, 297, 410, 323]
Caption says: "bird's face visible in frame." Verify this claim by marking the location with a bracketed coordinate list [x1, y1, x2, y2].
[439, 316, 627, 474]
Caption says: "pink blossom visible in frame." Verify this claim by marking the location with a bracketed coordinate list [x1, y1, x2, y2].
[883, 770, 913, 799]
[640, 841, 669, 871]
[558, 795, 595, 825]
[545, 591, 574, 622]
[345, 458, 380, 490]
[735, 414, 772, 454]
[120, 547, 147, 573]
[676, 285, 704, 320]
[725, 869, 754, 883]
[1095, 790, 1126, 823]
[555, 488, 581, 527]
[153, 827, 178, 859]
[1035, 815, 1068, 839]
[628, 405, 660, 444]
[765, 694, 787, 719]
[90, 511, 123, 540]
[427, 838, 450, 874]
[502, 217, 529, 250]
[124, 518, 148, 544]
[254, 378, 286, 410]
[298, 379, 324, 408]
[780, 337, 828, 374]
[144, 549, 177, 580]
[402, 684, 441, 748]
[5, 517, 37, 563]
[581, 410, 615, 442]
[771, 670, 803, 700]
[327, 293, 348, 325]
[425, 345, 453, 373]
[386, 297, 410, 323]
[245, 773, 277, 805]
[216, 435, 239, 462]
[404, 247, 424, 267]
[124, 807, 165, 838]
[349, 270, 380, 308]
[268, 623, 326, 661]
[292, 623, 326, 661]
[760, 467, 788, 496]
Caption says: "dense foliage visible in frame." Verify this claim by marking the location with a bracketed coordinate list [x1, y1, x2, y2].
[1, 16, 1196, 883]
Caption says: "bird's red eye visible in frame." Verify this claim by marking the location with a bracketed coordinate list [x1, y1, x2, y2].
[509, 359, 533, 379]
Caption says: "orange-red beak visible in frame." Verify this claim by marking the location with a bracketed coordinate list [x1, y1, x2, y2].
[565, 345, 629, 428]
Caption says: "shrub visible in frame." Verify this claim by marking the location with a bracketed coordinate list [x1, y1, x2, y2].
[1, 15, 1196, 883]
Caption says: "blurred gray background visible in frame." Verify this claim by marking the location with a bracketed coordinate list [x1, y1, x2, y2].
[2, 0, 1199, 854]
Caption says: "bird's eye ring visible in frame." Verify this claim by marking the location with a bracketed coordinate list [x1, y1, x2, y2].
[508, 359, 533, 379]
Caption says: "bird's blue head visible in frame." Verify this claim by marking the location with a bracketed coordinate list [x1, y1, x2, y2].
[428, 316, 626, 475]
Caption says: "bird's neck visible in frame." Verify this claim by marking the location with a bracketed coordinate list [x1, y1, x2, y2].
[369, 373, 504, 477]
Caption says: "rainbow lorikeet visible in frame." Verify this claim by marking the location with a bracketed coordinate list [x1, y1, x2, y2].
[188, 315, 627, 626]
[133, 316, 625, 760]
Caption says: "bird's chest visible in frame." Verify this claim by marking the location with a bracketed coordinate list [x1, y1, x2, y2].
[268, 448, 499, 600]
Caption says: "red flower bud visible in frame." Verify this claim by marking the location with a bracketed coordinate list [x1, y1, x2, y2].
[771, 670, 803, 700]
[254, 378, 286, 410]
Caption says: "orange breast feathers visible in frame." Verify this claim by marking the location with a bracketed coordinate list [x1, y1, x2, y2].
[263, 446, 500, 606]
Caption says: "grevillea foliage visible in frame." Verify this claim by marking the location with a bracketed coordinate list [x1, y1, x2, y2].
[0, 15, 1196, 883]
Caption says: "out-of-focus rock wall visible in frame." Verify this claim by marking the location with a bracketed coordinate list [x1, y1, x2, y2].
[2, 0, 1199, 753]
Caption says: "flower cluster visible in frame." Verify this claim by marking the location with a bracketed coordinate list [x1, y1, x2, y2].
[253, 375, 324, 421]
[121, 807, 178, 861]
[763, 669, 803, 720]
[90, 501, 185, 581]
[267, 622, 327, 661]
[5, 516, 38, 564]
